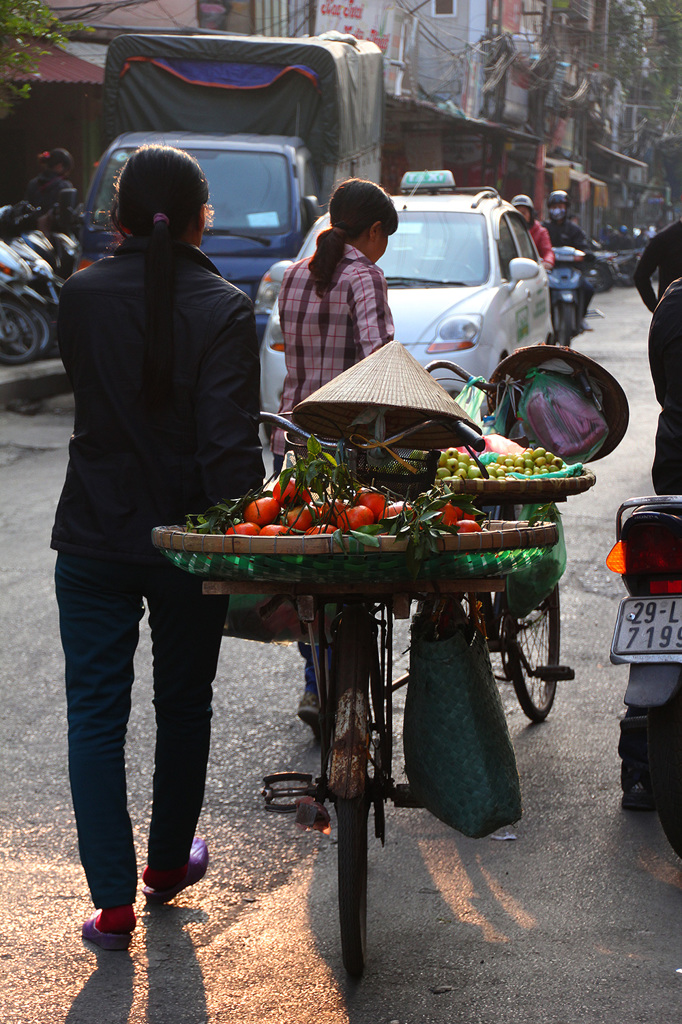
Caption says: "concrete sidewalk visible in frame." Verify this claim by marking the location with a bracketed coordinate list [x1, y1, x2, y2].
[0, 357, 70, 407]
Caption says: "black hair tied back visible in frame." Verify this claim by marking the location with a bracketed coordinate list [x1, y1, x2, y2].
[309, 178, 397, 297]
[112, 146, 209, 413]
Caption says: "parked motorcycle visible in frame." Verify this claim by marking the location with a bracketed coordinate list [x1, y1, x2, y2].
[0, 200, 76, 358]
[547, 246, 596, 347]
[608, 495, 682, 858]
[0, 240, 45, 364]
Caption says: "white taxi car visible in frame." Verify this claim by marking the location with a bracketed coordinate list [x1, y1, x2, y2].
[258, 171, 552, 414]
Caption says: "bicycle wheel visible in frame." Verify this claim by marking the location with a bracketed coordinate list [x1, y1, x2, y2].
[503, 586, 560, 722]
[329, 603, 373, 976]
[336, 794, 369, 976]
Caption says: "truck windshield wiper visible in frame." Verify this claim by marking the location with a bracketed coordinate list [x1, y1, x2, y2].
[206, 229, 271, 247]
[385, 276, 468, 287]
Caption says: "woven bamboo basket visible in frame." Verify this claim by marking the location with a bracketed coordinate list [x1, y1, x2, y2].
[151, 520, 559, 585]
[439, 467, 596, 501]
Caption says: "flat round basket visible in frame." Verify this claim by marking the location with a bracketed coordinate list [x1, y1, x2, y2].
[151, 521, 559, 585]
[442, 467, 596, 502]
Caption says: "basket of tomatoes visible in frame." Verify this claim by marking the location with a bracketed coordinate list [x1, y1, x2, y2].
[152, 437, 559, 584]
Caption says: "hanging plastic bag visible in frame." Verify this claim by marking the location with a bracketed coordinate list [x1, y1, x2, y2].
[452, 377, 487, 428]
[517, 370, 609, 463]
[506, 504, 567, 618]
[403, 614, 522, 838]
[224, 594, 331, 645]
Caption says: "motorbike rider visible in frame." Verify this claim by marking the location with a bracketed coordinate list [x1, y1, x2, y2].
[543, 190, 594, 330]
[25, 149, 77, 226]
[511, 195, 554, 268]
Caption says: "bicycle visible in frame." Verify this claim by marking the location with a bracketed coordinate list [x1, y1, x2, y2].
[156, 412, 566, 975]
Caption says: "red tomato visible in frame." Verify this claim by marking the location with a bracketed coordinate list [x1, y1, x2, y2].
[285, 505, 315, 531]
[456, 519, 482, 533]
[317, 499, 348, 522]
[355, 490, 388, 520]
[336, 505, 375, 531]
[273, 478, 312, 508]
[438, 502, 464, 526]
[225, 522, 261, 535]
[243, 496, 281, 527]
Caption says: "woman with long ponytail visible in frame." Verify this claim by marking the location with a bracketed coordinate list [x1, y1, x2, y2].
[51, 145, 263, 950]
[271, 177, 398, 734]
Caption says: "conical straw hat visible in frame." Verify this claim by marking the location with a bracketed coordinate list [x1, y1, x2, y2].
[292, 341, 478, 450]
[488, 344, 629, 461]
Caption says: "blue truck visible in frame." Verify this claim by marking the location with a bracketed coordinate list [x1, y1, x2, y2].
[80, 32, 385, 337]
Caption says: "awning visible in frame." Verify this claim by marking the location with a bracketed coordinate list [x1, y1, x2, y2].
[589, 141, 648, 170]
[545, 157, 606, 188]
[11, 44, 104, 85]
[386, 95, 540, 145]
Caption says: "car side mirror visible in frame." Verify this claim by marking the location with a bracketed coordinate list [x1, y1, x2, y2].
[509, 257, 540, 283]
[301, 195, 322, 233]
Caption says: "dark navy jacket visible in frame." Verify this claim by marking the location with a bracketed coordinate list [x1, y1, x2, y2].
[51, 238, 264, 564]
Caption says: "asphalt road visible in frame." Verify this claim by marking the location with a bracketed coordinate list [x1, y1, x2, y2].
[1, 288, 681, 1024]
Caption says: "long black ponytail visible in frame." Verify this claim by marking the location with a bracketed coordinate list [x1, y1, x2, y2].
[111, 145, 209, 412]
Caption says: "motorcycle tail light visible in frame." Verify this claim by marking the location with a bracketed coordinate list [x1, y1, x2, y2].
[609, 524, 682, 575]
[650, 580, 682, 594]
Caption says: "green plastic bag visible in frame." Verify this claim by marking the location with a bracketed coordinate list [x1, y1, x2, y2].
[403, 615, 522, 838]
[453, 377, 487, 428]
[506, 504, 567, 618]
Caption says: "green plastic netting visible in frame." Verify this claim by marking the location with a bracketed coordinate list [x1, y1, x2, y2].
[157, 545, 551, 584]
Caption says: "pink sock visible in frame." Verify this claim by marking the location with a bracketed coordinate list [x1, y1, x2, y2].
[142, 863, 188, 890]
[97, 905, 136, 934]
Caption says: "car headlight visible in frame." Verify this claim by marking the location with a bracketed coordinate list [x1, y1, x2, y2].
[254, 272, 281, 316]
[266, 316, 285, 353]
[427, 315, 482, 353]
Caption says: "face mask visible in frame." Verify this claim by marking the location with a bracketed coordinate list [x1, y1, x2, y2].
[549, 206, 566, 221]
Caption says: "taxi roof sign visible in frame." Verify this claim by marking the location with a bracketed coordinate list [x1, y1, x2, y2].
[400, 169, 456, 194]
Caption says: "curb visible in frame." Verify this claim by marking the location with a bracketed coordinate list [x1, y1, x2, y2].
[0, 358, 71, 406]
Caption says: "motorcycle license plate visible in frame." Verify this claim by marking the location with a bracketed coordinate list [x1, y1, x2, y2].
[612, 596, 682, 658]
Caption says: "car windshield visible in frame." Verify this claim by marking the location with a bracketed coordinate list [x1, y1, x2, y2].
[89, 148, 292, 235]
[380, 211, 489, 286]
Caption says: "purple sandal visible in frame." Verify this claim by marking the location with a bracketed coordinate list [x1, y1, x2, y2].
[143, 837, 209, 904]
[82, 914, 132, 950]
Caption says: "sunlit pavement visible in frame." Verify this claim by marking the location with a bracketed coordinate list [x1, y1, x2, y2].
[2, 289, 682, 1023]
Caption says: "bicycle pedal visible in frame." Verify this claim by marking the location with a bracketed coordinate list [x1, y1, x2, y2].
[262, 772, 316, 813]
[535, 665, 575, 682]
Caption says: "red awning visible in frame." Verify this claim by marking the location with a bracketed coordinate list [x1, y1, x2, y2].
[12, 44, 104, 85]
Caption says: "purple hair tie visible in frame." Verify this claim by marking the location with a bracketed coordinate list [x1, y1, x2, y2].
[153, 213, 169, 226]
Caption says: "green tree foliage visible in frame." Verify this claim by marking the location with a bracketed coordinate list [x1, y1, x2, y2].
[0, 1, 78, 115]
[606, 0, 682, 128]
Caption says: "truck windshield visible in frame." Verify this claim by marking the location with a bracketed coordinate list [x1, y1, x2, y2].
[89, 147, 292, 235]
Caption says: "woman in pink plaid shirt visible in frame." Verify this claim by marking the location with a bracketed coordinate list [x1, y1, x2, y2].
[272, 177, 398, 734]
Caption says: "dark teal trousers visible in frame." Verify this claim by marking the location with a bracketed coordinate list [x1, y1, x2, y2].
[55, 553, 228, 909]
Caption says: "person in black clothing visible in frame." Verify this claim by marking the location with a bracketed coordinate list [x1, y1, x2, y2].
[52, 145, 264, 950]
[633, 219, 682, 313]
[25, 148, 76, 219]
[543, 189, 594, 328]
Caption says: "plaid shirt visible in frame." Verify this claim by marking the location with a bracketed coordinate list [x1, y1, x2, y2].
[272, 245, 394, 455]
